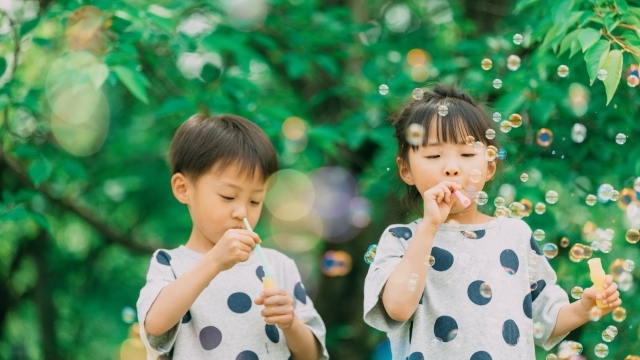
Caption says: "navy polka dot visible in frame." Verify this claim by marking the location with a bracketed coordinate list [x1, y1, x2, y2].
[461, 230, 486, 239]
[236, 350, 259, 360]
[434, 315, 458, 342]
[156, 251, 171, 265]
[294, 282, 307, 304]
[502, 319, 520, 346]
[256, 266, 265, 282]
[199, 326, 222, 350]
[265, 324, 279, 343]
[523, 293, 532, 319]
[227, 292, 252, 313]
[470, 351, 492, 360]
[409, 320, 413, 343]
[389, 227, 412, 240]
[181, 310, 191, 323]
[500, 249, 519, 275]
[530, 234, 543, 255]
[531, 280, 546, 302]
[430, 247, 454, 271]
[408, 352, 424, 360]
[467, 280, 492, 305]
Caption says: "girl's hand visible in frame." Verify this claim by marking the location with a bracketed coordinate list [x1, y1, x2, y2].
[421, 181, 463, 228]
[579, 275, 621, 316]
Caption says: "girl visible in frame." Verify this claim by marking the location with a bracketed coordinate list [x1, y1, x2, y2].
[363, 84, 621, 359]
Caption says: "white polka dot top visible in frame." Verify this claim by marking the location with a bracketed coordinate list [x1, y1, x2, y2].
[363, 217, 570, 360]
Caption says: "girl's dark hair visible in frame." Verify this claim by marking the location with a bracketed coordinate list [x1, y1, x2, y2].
[169, 114, 279, 183]
[391, 83, 501, 215]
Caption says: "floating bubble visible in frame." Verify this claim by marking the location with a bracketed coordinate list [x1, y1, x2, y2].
[597, 184, 614, 201]
[497, 148, 507, 160]
[499, 120, 511, 133]
[509, 113, 522, 128]
[571, 286, 583, 299]
[495, 206, 509, 218]
[480, 282, 492, 298]
[529, 278, 538, 291]
[406, 123, 425, 146]
[610, 190, 619, 201]
[378, 84, 389, 95]
[364, 244, 377, 265]
[428, 255, 435, 266]
[545, 190, 559, 204]
[481, 58, 493, 70]
[494, 197, 505, 207]
[470, 169, 482, 183]
[533, 322, 544, 339]
[473, 141, 484, 153]
[542, 243, 558, 259]
[407, 273, 419, 292]
[492, 112, 501, 122]
[594, 343, 609, 358]
[619, 271, 633, 291]
[557, 65, 569, 78]
[412, 88, 424, 100]
[465, 135, 475, 146]
[321, 250, 352, 277]
[606, 325, 618, 337]
[533, 229, 546, 241]
[600, 240, 612, 253]
[582, 246, 593, 259]
[438, 105, 449, 116]
[485, 129, 496, 140]
[628, 74, 639, 87]
[570, 244, 584, 259]
[615, 133, 627, 145]
[537, 128, 553, 146]
[623, 259, 635, 272]
[610, 259, 626, 280]
[571, 123, 587, 143]
[535, 202, 547, 214]
[507, 55, 521, 71]
[636, 177, 640, 191]
[602, 329, 615, 342]
[431, 337, 443, 347]
[520, 173, 529, 182]
[493, 79, 502, 89]
[513, 33, 523, 45]
[597, 69, 608, 81]
[475, 191, 488, 205]
[122, 307, 136, 324]
[546, 355, 558, 360]
[586, 194, 597, 206]
[571, 341, 583, 354]
[560, 237, 570, 248]
[519, 199, 532, 217]
[589, 306, 602, 321]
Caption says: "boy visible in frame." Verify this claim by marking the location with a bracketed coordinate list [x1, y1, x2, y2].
[137, 114, 328, 359]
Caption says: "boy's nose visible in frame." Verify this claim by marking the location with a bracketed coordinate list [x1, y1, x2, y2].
[445, 169, 459, 176]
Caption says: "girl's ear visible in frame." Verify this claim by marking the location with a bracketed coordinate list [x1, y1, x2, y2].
[486, 159, 497, 181]
[171, 173, 190, 204]
[397, 157, 415, 185]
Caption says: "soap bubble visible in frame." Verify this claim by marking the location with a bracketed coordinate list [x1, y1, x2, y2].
[469, 169, 482, 183]
[600, 240, 612, 253]
[545, 190, 558, 204]
[520, 173, 529, 182]
[465, 135, 475, 146]
[500, 120, 511, 133]
[379, 84, 389, 95]
[586, 194, 597, 206]
[546, 354, 558, 360]
[473, 141, 484, 153]
[612, 307, 626, 321]
[571, 123, 587, 143]
[602, 329, 615, 342]
[492, 112, 501, 122]
[507, 55, 521, 71]
[597, 184, 614, 201]
[497, 148, 507, 160]
[597, 69, 608, 81]
[625, 229, 639, 243]
[406, 123, 425, 146]
[508, 113, 522, 128]
[535, 202, 547, 214]
[475, 191, 488, 205]
[412, 88, 424, 100]
[594, 343, 609, 358]
[571, 341, 583, 354]
[542, 243, 558, 259]
[122, 307, 136, 324]
[493, 79, 503, 89]
[623, 259, 635, 272]
[485, 129, 496, 140]
[481, 58, 492, 70]
[610, 190, 619, 201]
[615, 133, 627, 145]
[513, 33, 523, 45]
[570, 286, 583, 299]
[628, 74, 639, 87]
[537, 128, 553, 146]
[606, 325, 617, 337]
[533, 229, 545, 241]
[619, 271, 632, 291]
[589, 306, 602, 321]
[438, 105, 448, 116]
[322, 250, 352, 276]
[557, 65, 569, 77]
[560, 237, 569, 248]
[364, 244, 377, 265]
[484, 147, 497, 161]
[494, 197, 505, 207]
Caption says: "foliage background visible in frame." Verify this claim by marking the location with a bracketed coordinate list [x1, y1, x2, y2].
[1, 0, 639, 359]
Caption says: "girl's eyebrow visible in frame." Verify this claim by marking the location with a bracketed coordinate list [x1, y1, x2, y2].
[426, 141, 467, 146]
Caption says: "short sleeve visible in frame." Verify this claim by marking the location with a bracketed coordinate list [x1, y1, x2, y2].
[136, 249, 180, 358]
[282, 257, 329, 360]
[526, 231, 570, 350]
[363, 225, 409, 332]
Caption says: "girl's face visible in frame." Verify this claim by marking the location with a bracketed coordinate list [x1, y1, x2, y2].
[397, 120, 497, 215]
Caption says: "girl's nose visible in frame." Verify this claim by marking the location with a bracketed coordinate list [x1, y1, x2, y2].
[445, 169, 459, 176]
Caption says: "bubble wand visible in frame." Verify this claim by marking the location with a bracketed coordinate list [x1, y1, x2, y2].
[243, 218, 276, 292]
[454, 190, 471, 207]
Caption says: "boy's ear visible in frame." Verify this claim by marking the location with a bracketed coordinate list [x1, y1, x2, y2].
[486, 159, 497, 181]
[396, 157, 415, 185]
[171, 173, 190, 204]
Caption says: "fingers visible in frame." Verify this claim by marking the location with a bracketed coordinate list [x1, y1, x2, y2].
[253, 297, 264, 305]
[263, 314, 294, 328]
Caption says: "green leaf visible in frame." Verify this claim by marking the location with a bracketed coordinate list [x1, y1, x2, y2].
[112, 65, 149, 104]
[19, 18, 40, 37]
[559, 30, 580, 56]
[30, 212, 50, 232]
[514, 0, 539, 14]
[200, 63, 221, 82]
[28, 159, 52, 187]
[577, 28, 601, 52]
[0, 95, 8, 111]
[1, 206, 28, 222]
[0, 56, 6, 77]
[615, 0, 629, 13]
[570, 38, 583, 58]
[584, 40, 609, 84]
[605, 14, 619, 31]
[601, 49, 623, 105]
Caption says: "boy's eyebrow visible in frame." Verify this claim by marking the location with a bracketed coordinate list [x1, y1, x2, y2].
[426, 141, 467, 146]
[217, 182, 264, 192]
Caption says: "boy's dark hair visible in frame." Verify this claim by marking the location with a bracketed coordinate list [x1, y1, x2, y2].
[169, 114, 279, 182]
[391, 83, 501, 215]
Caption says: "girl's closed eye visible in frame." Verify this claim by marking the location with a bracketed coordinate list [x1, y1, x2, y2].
[462, 153, 476, 157]
[250, 200, 261, 205]
[425, 155, 440, 159]
[220, 195, 234, 201]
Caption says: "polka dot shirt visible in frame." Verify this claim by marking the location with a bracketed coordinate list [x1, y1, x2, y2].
[137, 246, 328, 360]
[363, 217, 569, 360]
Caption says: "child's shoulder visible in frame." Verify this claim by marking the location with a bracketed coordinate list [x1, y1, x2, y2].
[379, 220, 419, 241]
[498, 217, 533, 234]
[262, 247, 295, 267]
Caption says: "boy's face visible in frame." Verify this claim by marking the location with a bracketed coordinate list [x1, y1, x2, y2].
[172, 163, 266, 248]
[398, 120, 496, 214]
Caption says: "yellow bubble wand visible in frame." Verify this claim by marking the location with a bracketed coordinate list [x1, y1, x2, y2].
[243, 218, 276, 292]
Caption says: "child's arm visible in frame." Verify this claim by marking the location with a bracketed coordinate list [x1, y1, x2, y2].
[144, 229, 260, 336]
[549, 275, 621, 337]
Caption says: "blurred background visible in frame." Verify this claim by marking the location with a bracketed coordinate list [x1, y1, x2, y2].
[1, 0, 639, 359]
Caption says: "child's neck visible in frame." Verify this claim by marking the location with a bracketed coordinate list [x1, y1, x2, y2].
[444, 207, 494, 225]
[184, 228, 215, 254]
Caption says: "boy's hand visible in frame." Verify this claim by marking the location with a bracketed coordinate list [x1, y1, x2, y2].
[254, 288, 295, 329]
[579, 275, 621, 316]
[208, 229, 261, 272]
[422, 181, 463, 228]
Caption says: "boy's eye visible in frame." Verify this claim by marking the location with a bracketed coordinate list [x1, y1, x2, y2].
[462, 154, 476, 157]
[425, 155, 440, 159]
[220, 195, 234, 200]
[250, 201, 261, 205]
